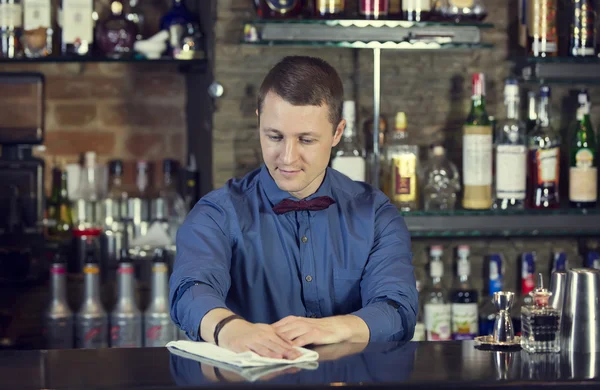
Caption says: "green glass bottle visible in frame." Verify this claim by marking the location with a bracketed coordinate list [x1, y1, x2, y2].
[569, 90, 597, 208]
[462, 73, 493, 210]
[47, 160, 73, 243]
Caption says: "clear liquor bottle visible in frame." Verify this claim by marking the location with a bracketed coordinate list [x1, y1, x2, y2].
[331, 100, 366, 182]
[424, 245, 452, 341]
[152, 159, 187, 244]
[387, 112, 419, 211]
[22, 0, 52, 57]
[494, 79, 527, 210]
[521, 273, 561, 353]
[478, 254, 504, 337]
[528, 86, 561, 209]
[450, 245, 479, 340]
[422, 145, 461, 211]
[0, 0, 23, 58]
[59, 0, 94, 56]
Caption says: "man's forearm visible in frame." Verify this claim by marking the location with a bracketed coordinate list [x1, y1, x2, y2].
[337, 315, 370, 343]
[200, 308, 238, 343]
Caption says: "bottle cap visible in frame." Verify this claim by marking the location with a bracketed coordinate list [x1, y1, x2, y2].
[472, 73, 486, 97]
[152, 247, 168, 263]
[504, 79, 519, 98]
[578, 90, 589, 105]
[395, 112, 407, 132]
[432, 145, 445, 156]
[430, 245, 443, 257]
[458, 245, 470, 257]
[533, 272, 552, 307]
[540, 85, 551, 98]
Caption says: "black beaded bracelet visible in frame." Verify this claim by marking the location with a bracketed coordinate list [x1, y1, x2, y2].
[213, 314, 243, 346]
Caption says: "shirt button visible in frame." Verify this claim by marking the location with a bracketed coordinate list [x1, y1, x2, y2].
[301, 236, 308, 243]
[305, 275, 313, 282]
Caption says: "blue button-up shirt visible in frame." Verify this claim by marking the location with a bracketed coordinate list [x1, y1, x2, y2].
[169, 165, 418, 342]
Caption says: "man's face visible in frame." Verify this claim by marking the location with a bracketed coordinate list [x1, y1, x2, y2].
[258, 92, 344, 199]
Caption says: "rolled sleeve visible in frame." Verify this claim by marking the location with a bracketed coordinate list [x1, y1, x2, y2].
[169, 196, 233, 341]
[354, 199, 418, 342]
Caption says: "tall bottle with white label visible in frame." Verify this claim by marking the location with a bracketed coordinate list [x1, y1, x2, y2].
[0, 0, 23, 58]
[450, 245, 478, 340]
[463, 73, 493, 210]
[494, 79, 527, 210]
[144, 248, 176, 347]
[424, 245, 451, 341]
[331, 100, 366, 182]
[569, 90, 597, 208]
[22, 0, 52, 57]
[387, 112, 419, 211]
[528, 86, 561, 209]
[59, 0, 94, 56]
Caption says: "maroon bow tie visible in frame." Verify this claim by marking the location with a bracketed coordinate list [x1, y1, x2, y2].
[272, 196, 336, 215]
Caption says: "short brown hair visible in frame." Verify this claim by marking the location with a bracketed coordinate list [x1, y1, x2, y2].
[257, 56, 344, 129]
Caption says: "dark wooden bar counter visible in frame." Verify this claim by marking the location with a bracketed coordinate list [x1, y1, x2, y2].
[0, 341, 598, 389]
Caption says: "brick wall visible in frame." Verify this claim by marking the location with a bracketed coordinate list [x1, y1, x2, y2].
[213, 0, 600, 291]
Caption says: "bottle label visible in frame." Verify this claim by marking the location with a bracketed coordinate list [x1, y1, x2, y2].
[451, 303, 478, 340]
[391, 154, 417, 202]
[24, 0, 51, 30]
[424, 303, 451, 341]
[0, 3, 23, 28]
[44, 317, 74, 349]
[457, 258, 470, 277]
[389, 0, 401, 13]
[359, 0, 389, 15]
[265, 0, 299, 12]
[463, 131, 493, 186]
[144, 317, 176, 347]
[489, 260, 503, 294]
[570, 158, 598, 202]
[316, 0, 344, 13]
[430, 261, 443, 279]
[536, 147, 559, 184]
[76, 317, 108, 348]
[331, 156, 366, 182]
[110, 316, 143, 348]
[411, 322, 426, 341]
[450, 0, 475, 7]
[496, 144, 527, 200]
[62, 0, 93, 45]
[402, 0, 432, 11]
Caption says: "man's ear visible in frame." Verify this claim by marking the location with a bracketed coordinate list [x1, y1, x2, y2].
[332, 119, 345, 147]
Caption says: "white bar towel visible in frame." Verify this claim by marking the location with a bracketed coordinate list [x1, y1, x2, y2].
[166, 340, 319, 368]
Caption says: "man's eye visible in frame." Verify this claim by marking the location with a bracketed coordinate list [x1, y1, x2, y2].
[268, 135, 282, 141]
[300, 138, 314, 144]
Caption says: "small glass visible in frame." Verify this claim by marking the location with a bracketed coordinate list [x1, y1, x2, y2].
[521, 273, 561, 353]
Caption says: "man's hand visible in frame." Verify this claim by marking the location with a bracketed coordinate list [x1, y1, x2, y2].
[218, 319, 302, 360]
[272, 315, 370, 347]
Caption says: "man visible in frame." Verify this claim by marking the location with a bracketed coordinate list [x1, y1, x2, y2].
[170, 55, 417, 359]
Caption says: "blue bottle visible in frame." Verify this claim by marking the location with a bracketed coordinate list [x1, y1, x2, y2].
[160, 0, 200, 57]
[478, 254, 504, 336]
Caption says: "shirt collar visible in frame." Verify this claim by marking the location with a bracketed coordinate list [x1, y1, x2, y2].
[259, 164, 334, 207]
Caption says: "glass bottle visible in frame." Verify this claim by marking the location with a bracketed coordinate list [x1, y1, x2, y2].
[424, 245, 452, 341]
[144, 248, 176, 347]
[551, 251, 567, 274]
[527, 0, 558, 57]
[331, 100, 366, 182]
[358, 0, 389, 20]
[478, 254, 504, 337]
[256, 0, 304, 19]
[528, 86, 561, 209]
[521, 273, 561, 353]
[152, 159, 187, 244]
[388, 0, 401, 19]
[44, 253, 74, 349]
[160, 0, 201, 59]
[514, 252, 536, 335]
[110, 249, 142, 348]
[59, 0, 94, 56]
[96, 0, 137, 58]
[313, 0, 345, 18]
[569, 90, 597, 208]
[0, 0, 23, 58]
[105, 160, 129, 224]
[437, 0, 487, 22]
[463, 73, 493, 210]
[570, 0, 596, 56]
[412, 279, 426, 341]
[73, 151, 101, 228]
[387, 112, 419, 211]
[22, 0, 52, 57]
[364, 114, 388, 190]
[526, 91, 538, 133]
[402, 0, 432, 22]
[422, 145, 461, 211]
[47, 160, 73, 245]
[494, 79, 527, 210]
[450, 245, 478, 340]
[125, 0, 144, 41]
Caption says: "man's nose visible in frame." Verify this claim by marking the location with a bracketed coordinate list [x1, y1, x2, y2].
[282, 139, 298, 165]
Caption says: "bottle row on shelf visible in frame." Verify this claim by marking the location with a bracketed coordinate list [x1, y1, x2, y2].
[45, 247, 185, 349]
[252, 0, 487, 23]
[411, 244, 599, 344]
[0, 0, 204, 60]
[331, 75, 599, 212]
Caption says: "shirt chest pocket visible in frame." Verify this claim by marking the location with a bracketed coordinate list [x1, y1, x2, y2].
[332, 268, 363, 315]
